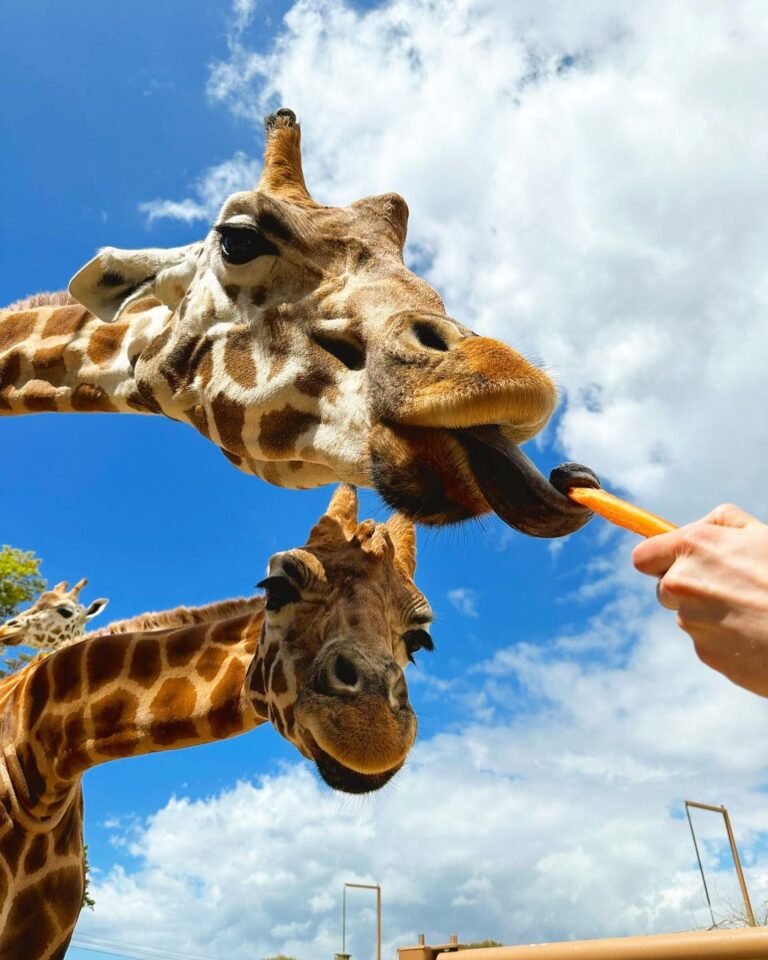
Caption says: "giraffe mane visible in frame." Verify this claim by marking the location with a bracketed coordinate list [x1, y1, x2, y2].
[87, 596, 264, 638]
[4, 290, 79, 311]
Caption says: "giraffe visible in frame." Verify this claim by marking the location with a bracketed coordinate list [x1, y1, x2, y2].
[0, 108, 597, 537]
[0, 579, 108, 652]
[0, 485, 434, 960]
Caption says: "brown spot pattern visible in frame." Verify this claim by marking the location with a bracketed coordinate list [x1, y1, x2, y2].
[88, 323, 127, 364]
[70, 383, 118, 412]
[270, 658, 288, 696]
[224, 326, 258, 388]
[42, 305, 90, 338]
[129, 638, 162, 687]
[259, 406, 320, 457]
[0, 349, 22, 390]
[195, 645, 228, 682]
[0, 312, 37, 352]
[87, 639, 126, 690]
[32, 346, 68, 386]
[210, 391, 246, 455]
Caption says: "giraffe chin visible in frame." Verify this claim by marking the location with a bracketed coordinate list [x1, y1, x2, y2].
[310, 742, 404, 794]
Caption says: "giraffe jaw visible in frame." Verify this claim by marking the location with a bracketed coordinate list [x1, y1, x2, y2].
[307, 737, 405, 794]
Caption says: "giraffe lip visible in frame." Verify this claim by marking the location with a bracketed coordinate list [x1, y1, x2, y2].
[0, 625, 22, 644]
[310, 742, 403, 794]
[456, 425, 599, 538]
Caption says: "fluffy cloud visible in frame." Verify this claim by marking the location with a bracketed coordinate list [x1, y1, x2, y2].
[448, 587, 480, 618]
[144, 0, 768, 525]
[77, 588, 768, 957]
[110, 1, 768, 955]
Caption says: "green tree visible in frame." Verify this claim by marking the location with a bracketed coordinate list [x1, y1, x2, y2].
[0, 544, 46, 679]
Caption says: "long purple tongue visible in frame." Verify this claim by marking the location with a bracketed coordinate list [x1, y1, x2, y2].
[458, 426, 600, 538]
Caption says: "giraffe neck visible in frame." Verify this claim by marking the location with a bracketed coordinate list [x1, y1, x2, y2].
[0, 606, 269, 960]
[0, 298, 169, 415]
[5, 606, 268, 816]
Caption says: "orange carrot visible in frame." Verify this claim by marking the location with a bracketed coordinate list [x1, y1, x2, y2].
[568, 487, 677, 538]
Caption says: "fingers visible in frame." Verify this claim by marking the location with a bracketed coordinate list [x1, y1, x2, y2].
[655, 578, 679, 611]
[632, 529, 684, 577]
[633, 503, 760, 578]
[703, 503, 760, 529]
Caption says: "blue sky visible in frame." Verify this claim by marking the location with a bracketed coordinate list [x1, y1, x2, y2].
[3, 2, 768, 959]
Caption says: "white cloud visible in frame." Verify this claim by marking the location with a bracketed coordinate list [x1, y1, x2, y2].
[448, 587, 480, 618]
[77, 602, 768, 957]
[140, 152, 262, 225]
[145, 0, 768, 527]
[108, 2, 768, 955]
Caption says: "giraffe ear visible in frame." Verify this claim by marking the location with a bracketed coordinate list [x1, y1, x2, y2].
[85, 598, 109, 620]
[69, 242, 204, 322]
[386, 514, 417, 578]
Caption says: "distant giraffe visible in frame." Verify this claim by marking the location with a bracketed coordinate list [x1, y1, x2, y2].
[0, 485, 434, 960]
[0, 579, 108, 651]
[0, 108, 594, 536]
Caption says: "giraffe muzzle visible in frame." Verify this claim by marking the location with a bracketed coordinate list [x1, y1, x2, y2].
[295, 641, 417, 789]
[457, 425, 600, 538]
[0, 621, 23, 644]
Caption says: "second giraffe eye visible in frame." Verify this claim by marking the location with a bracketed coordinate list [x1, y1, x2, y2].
[257, 576, 300, 612]
[56, 607, 74, 619]
[402, 628, 435, 664]
[216, 225, 279, 265]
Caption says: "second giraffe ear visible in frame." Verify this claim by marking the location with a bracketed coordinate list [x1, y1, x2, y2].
[69, 242, 204, 322]
[85, 598, 109, 620]
[386, 514, 417, 578]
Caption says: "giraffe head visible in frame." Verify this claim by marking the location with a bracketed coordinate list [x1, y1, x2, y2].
[69, 109, 594, 536]
[249, 484, 431, 793]
[0, 579, 109, 650]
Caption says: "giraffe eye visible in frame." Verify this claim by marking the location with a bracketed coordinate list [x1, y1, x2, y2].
[402, 628, 434, 664]
[56, 607, 74, 619]
[257, 576, 300, 612]
[216, 225, 279, 265]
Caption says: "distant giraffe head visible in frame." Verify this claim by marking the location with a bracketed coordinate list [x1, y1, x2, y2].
[249, 483, 430, 792]
[0, 578, 108, 650]
[55, 108, 595, 536]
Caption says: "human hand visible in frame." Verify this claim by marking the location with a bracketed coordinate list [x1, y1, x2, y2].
[632, 504, 768, 697]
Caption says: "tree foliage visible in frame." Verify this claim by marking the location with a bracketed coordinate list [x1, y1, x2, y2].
[0, 544, 45, 619]
[0, 544, 46, 679]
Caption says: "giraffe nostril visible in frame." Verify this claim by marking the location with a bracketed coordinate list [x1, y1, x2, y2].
[333, 654, 359, 689]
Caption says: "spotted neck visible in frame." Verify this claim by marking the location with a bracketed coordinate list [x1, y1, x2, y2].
[0, 300, 168, 416]
[3, 605, 268, 818]
[0, 606, 270, 960]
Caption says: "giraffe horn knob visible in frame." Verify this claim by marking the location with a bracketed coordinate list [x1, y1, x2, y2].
[70, 578, 88, 598]
[257, 107, 314, 204]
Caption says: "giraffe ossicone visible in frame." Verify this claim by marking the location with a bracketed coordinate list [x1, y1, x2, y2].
[0, 486, 432, 958]
[1, 108, 595, 535]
